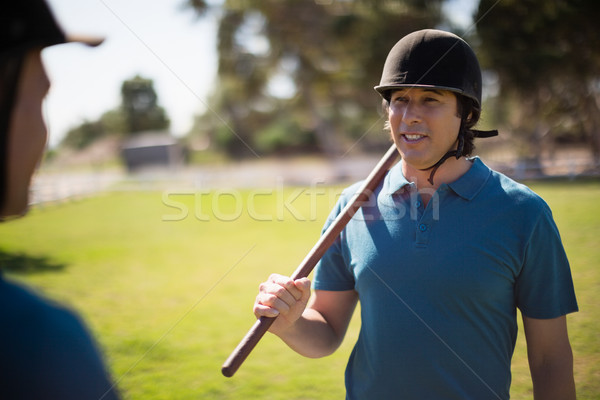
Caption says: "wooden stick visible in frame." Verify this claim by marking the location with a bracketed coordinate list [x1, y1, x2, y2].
[221, 144, 399, 377]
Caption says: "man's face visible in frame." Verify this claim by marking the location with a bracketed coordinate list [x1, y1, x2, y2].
[387, 88, 462, 171]
[0, 48, 50, 218]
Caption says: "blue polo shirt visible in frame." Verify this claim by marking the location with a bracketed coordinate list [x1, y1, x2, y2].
[313, 157, 578, 400]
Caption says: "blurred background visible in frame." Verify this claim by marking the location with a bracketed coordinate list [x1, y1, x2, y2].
[5, 1, 599, 398]
[36, 0, 600, 203]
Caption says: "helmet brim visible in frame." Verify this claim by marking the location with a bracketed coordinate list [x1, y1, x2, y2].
[374, 83, 479, 105]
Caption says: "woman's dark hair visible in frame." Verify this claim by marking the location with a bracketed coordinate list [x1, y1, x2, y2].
[381, 91, 481, 157]
[0, 53, 26, 210]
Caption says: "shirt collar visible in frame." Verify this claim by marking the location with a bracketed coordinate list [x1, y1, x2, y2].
[382, 161, 413, 196]
[382, 156, 491, 201]
[446, 157, 491, 201]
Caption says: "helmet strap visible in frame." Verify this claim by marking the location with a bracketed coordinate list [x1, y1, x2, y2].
[421, 147, 460, 185]
[420, 119, 466, 185]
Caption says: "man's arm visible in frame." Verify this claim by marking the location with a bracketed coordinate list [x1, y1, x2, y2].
[254, 274, 358, 358]
[522, 315, 576, 400]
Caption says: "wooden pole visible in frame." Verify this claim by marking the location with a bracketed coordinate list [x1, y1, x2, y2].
[221, 144, 399, 377]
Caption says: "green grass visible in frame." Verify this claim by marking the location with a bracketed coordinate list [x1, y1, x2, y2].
[0, 179, 598, 399]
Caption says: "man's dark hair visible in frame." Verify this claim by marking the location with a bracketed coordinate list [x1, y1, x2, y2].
[455, 93, 480, 157]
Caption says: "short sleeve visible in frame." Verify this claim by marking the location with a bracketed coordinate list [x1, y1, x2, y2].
[312, 192, 356, 291]
[515, 203, 578, 319]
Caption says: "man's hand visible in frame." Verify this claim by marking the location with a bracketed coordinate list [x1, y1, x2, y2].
[254, 274, 311, 336]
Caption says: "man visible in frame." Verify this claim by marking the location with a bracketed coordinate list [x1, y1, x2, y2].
[254, 30, 578, 399]
[0, 1, 120, 398]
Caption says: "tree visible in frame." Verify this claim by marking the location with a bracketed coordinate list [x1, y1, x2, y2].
[188, 0, 445, 157]
[62, 120, 105, 150]
[99, 109, 127, 136]
[60, 75, 170, 149]
[475, 0, 600, 163]
[120, 75, 170, 134]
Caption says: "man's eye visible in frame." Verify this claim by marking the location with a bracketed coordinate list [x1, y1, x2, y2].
[393, 97, 408, 103]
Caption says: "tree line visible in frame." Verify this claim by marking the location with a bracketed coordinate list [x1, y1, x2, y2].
[476, 0, 600, 164]
[63, 0, 600, 167]
[61, 75, 169, 150]
[187, 0, 600, 164]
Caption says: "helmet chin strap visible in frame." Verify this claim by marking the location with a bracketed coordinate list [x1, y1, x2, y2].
[417, 126, 499, 185]
[419, 120, 466, 185]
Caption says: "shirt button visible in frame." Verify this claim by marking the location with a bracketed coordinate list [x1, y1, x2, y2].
[415, 200, 422, 208]
[419, 223, 427, 232]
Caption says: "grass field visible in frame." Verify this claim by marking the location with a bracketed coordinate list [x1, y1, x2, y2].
[0, 179, 598, 399]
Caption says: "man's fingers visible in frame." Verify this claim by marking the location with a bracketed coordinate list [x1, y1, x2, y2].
[295, 277, 311, 300]
[256, 290, 292, 312]
[253, 303, 280, 317]
[255, 275, 311, 317]
[254, 275, 312, 334]
[259, 281, 295, 307]
[265, 274, 307, 303]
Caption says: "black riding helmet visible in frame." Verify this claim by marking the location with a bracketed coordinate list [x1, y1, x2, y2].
[374, 29, 497, 184]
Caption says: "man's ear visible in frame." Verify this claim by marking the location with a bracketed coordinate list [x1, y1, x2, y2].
[466, 111, 473, 124]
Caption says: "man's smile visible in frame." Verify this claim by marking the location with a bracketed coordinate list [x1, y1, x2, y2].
[402, 133, 428, 143]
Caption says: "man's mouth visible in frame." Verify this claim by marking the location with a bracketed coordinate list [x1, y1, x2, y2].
[402, 133, 427, 142]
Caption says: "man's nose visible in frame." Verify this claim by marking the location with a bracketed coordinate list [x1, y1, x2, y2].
[402, 101, 421, 125]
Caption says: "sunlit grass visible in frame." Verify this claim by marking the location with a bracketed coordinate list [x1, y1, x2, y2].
[0, 179, 597, 399]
